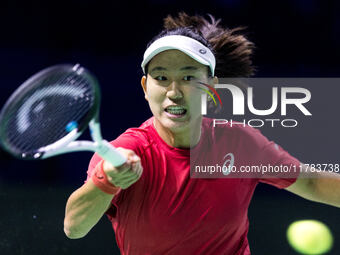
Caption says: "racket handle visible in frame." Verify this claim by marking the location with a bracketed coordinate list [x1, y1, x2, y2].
[96, 140, 127, 167]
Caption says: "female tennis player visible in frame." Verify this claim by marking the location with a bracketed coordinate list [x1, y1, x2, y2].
[63, 13, 340, 255]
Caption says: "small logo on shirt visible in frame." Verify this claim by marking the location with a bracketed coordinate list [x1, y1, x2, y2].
[95, 172, 104, 179]
[222, 153, 235, 176]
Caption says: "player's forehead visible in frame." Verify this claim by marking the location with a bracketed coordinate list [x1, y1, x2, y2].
[147, 49, 207, 74]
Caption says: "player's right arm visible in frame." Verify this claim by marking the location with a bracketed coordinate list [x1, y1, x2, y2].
[63, 148, 142, 239]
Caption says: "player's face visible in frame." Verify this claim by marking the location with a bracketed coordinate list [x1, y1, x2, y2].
[141, 49, 213, 134]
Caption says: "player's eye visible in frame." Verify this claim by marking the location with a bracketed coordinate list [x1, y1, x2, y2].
[183, 76, 195, 81]
[155, 76, 167, 81]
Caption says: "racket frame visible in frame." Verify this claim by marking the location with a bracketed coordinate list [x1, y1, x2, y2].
[38, 119, 126, 167]
[0, 64, 126, 167]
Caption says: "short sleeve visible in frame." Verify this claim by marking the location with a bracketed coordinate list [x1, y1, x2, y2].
[238, 126, 301, 189]
[256, 141, 301, 189]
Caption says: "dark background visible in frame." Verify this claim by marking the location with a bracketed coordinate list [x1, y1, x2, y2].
[0, 0, 339, 254]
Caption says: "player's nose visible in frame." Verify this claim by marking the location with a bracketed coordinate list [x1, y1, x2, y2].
[166, 81, 183, 100]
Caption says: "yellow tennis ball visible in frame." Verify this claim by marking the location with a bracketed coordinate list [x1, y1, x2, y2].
[287, 220, 333, 255]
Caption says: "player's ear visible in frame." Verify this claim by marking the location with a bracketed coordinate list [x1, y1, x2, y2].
[212, 76, 219, 85]
[141, 76, 148, 101]
[207, 76, 218, 87]
[206, 76, 219, 102]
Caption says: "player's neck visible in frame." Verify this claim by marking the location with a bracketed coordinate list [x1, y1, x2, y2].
[153, 118, 202, 149]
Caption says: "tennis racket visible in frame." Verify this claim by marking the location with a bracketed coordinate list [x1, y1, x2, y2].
[0, 64, 126, 167]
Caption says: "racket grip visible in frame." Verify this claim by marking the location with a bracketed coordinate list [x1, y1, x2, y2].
[96, 140, 127, 167]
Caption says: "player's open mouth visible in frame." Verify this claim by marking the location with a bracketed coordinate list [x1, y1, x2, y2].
[165, 106, 187, 117]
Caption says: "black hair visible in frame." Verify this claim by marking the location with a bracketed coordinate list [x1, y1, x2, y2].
[144, 12, 255, 78]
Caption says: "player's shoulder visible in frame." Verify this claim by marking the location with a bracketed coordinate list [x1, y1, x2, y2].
[111, 117, 155, 150]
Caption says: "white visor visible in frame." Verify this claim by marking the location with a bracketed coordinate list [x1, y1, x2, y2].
[141, 35, 216, 76]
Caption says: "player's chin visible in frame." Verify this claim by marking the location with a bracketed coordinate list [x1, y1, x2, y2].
[161, 117, 189, 130]
[163, 118, 202, 138]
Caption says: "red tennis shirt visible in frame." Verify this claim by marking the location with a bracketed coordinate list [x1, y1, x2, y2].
[87, 117, 300, 255]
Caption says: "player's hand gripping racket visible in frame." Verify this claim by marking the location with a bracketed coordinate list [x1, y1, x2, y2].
[0, 64, 126, 167]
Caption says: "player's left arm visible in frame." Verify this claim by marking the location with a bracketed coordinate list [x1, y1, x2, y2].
[285, 163, 340, 208]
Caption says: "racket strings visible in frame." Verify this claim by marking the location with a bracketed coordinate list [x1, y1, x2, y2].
[7, 88, 92, 152]
[1, 68, 96, 156]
